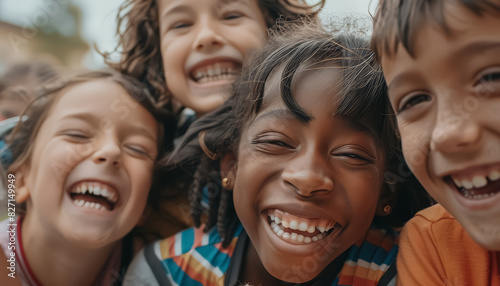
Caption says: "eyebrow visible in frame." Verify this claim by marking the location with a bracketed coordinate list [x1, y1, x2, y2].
[455, 40, 500, 59]
[59, 113, 157, 142]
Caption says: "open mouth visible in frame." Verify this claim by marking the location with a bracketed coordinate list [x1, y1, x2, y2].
[266, 209, 341, 244]
[69, 182, 119, 211]
[189, 61, 241, 84]
[446, 170, 500, 200]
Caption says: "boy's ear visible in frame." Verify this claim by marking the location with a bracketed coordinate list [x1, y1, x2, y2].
[219, 152, 237, 191]
[14, 167, 31, 203]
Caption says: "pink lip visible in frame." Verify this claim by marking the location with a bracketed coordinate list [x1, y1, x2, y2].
[438, 161, 500, 178]
[186, 57, 241, 75]
[448, 181, 500, 211]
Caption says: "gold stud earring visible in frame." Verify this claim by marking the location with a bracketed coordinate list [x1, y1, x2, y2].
[384, 204, 392, 214]
[222, 177, 230, 188]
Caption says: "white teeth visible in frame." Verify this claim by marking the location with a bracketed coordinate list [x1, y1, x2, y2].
[281, 220, 289, 228]
[270, 214, 275, 221]
[271, 222, 277, 229]
[283, 232, 291, 239]
[307, 225, 315, 233]
[312, 236, 318, 242]
[461, 179, 474, 189]
[297, 235, 304, 243]
[84, 202, 90, 208]
[273, 225, 281, 233]
[298, 222, 308, 232]
[317, 226, 325, 233]
[291, 232, 298, 241]
[95, 203, 102, 210]
[304, 237, 312, 243]
[207, 69, 214, 76]
[489, 171, 500, 181]
[277, 229, 284, 237]
[275, 217, 281, 224]
[289, 221, 298, 230]
[90, 202, 95, 208]
[472, 176, 488, 188]
[93, 187, 101, 196]
[89, 185, 94, 194]
[453, 178, 462, 187]
[82, 184, 87, 193]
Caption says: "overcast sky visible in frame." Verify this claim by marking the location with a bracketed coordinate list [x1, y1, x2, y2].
[0, 0, 377, 68]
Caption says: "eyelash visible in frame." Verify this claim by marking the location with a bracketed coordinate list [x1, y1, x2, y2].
[171, 22, 191, 30]
[223, 12, 242, 20]
[335, 153, 373, 164]
[479, 71, 500, 83]
[398, 93, 431, 113]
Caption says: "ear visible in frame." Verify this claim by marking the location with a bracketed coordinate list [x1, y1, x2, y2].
[219, 152, 237, 191]
[14, 166, 31, 204]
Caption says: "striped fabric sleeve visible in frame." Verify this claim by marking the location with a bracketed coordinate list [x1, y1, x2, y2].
[157, 224, 243, 286]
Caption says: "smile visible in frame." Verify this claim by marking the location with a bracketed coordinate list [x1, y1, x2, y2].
[189, 61, 240, 84]
[266, 209, 341, 244]
[69, 181, 119, 211]
[446, 168, 500, 200]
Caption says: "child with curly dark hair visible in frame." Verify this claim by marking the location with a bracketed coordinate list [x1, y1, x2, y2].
[105, 0, 325, 117]
[124, 23, 432, 286]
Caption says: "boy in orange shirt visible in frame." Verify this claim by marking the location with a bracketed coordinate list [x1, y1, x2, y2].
[371, 0, 500, 285]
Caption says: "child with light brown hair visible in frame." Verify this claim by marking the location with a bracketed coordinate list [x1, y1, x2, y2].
[371, 0, 500, 284]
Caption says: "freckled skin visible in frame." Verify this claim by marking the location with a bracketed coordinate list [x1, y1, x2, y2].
[382, 3, 500, 250]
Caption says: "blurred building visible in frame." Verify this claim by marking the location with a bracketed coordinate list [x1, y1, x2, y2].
[0, 4, 89, 73]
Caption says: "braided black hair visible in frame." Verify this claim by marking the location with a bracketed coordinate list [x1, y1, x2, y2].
[164, 21, 433, 247]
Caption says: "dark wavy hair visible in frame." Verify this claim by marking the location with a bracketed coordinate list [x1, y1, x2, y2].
[103, 0, 325, 110]
[371, 0, 500, 61]
[164, 22, 433, 247]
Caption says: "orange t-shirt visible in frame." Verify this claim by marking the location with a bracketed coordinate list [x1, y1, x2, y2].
[397, 204, 500, 286]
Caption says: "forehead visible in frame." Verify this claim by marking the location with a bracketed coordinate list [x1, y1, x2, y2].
[158, 0, 262, 14]
[382, 4, 500, 85]
[261, 64, 342, 113]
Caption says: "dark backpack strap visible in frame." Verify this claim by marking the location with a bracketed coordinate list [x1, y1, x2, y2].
[144, 243, 172, 286]
[377, 263, 397, 286]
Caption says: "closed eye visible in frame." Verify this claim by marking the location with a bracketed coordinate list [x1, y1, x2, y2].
[335, 153, 374, 164]
[223, 12, 242, 20]
[171, 22, 191, 30]
[62, 131, 90, 141]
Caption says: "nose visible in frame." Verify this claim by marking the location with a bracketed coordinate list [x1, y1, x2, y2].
[192, 20, 224, 52]
[92, 136, 122, 167]
[281, 151, 334, 197]
[430, 109, 482, 153]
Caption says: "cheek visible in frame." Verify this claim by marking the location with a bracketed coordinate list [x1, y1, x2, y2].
[399, 122, 430, 176]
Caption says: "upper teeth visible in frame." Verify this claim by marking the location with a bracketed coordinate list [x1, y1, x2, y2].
[192, 63, 238, 82]
[453, 170, 500, 189]
[72, 183, 117, 203]
[269, 214, 333, 233]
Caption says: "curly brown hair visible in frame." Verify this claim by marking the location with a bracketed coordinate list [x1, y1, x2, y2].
[103, 0, 325, 112]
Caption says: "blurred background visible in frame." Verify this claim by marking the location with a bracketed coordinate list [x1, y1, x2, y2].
[0, 0, 376, 72]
